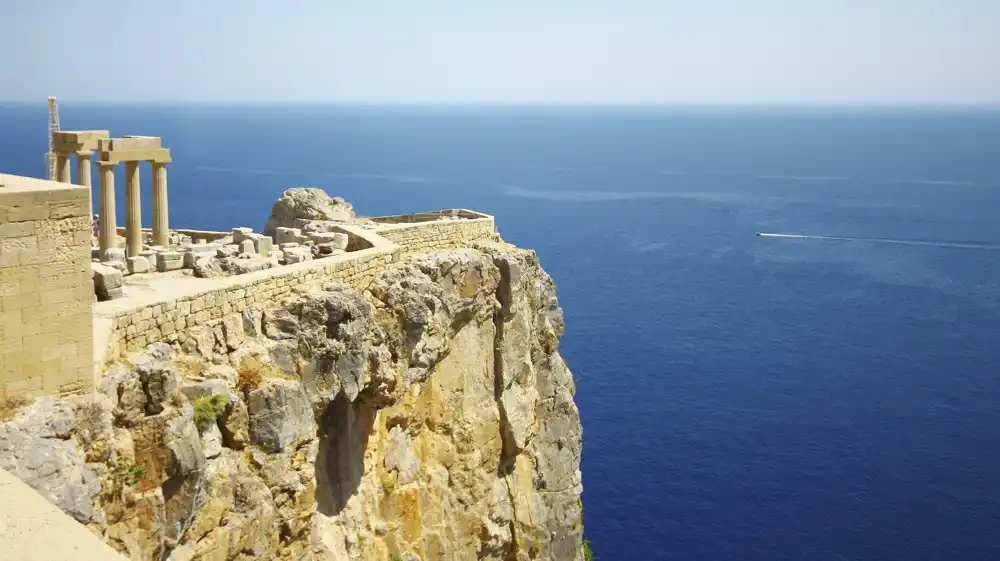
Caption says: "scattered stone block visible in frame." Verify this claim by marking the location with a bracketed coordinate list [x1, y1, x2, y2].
[309, 232, 337, 244]
[248, 233, 273, 256]
[102, 247, 126, 262]
[108, 260, 128, 273]
[275, 227, 309, 245]
[228, 257, 271, 274]
[232, 227, 254, 243]
[92, 262, 124, 301]
[239, 239, 256, 255]
[194, 256, 224, 278]
[308, 232, 348, 250]
[156, 251, 183, 272]
[282, 247, 312, 264]
[217, 245, 239, 258]
[127, 255, 151, 274]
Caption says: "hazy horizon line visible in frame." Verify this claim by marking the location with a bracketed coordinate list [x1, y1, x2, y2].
[4, 100, 1000, 111]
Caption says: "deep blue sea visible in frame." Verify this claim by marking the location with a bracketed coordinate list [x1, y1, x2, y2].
[4, 104, 1000, 560]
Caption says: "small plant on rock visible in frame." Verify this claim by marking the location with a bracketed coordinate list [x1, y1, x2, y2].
[193, 394, 230, 432]
[0, 391, 30, 421]
[110, 460, 146, 500]
[236, 355, 265, 396]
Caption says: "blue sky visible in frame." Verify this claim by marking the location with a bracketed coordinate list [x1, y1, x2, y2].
[2, 0, 999, 103]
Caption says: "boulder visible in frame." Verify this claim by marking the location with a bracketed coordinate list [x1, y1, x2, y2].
[179, 379, 230, 402]
[216, 245, 238, 258]
[131, 405, 205, 486]
[0, 398, 101, 523]
[247, 380, 314, 453]
[263, 188, 354, 236]
[218, 397, 250, 450]
[201, 423, 223, 459]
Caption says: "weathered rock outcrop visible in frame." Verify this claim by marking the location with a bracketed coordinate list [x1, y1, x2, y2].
[0, 243, 583, 561]
[263, 188, 356, 236]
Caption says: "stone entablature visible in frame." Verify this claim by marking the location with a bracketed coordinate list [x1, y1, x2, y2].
[0, 174, 94, 398]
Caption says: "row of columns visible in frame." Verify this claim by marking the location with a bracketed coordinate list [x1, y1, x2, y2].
[54, 151, 170, 256]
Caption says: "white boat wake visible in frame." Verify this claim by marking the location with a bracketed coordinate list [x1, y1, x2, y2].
[756, 232, 1000, 251]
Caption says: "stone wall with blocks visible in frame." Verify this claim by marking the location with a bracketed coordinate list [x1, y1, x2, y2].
[0, 174, 94, 398]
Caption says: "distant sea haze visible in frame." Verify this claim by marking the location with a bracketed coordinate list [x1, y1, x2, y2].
[3, 104, 1000, 559]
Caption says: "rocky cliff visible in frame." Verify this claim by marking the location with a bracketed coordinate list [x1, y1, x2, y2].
[0, 242, 583, 561]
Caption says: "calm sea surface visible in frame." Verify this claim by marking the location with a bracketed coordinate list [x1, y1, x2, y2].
[3, 105, 1000, 560]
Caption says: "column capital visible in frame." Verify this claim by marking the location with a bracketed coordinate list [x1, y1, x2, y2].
[76, 150, 94, 159]
[97, 160, 116, 168]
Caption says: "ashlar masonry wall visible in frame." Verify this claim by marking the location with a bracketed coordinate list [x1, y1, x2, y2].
[0, 175, 94, 398]
[373, 213, 497, 252]
[99, 214, 498, 359]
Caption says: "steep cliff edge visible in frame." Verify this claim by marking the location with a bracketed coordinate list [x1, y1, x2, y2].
[0, 243, 583, 561]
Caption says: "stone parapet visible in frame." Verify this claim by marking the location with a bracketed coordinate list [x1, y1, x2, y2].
[96, 210, 497, 360]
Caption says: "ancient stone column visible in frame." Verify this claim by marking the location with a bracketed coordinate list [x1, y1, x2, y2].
[76, 151, 93, 217]
[124, 161, 142, 257]
[56, 152, 72, 183]
[97, 161, 117, 253]
[151, 162, 169, 247]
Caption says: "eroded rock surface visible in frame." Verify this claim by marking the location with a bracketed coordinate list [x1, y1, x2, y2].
[263, 187, 356, 236]
[1, 244, 584, 561]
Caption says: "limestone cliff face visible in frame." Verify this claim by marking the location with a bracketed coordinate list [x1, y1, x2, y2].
[0, 243, 583, 561]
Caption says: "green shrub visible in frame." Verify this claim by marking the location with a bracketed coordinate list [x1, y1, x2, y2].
[193, 394, 229, 432]
[110, 460, 146, 500]
[583, 539, 593, 561]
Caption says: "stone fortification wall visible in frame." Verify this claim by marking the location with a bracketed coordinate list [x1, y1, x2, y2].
[0, 175, 94, 397]
[373, 213, 497, 252]
[103, 245, 398, 357]
[100, 212, 497, 358]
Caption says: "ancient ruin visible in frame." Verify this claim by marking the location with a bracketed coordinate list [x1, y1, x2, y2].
[52, 131, 172, 254]
[0, 126, 584, 561]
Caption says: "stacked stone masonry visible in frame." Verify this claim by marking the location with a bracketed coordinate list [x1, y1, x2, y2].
[103, 216, 496, 358]
[0, 175, 94, 397]
[374, 216, 498, 252]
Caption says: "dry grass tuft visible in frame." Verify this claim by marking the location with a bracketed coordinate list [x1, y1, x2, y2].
[174, 356, 205, 380]
[0, 392, 31, 422]
[236, 355, 265, 396]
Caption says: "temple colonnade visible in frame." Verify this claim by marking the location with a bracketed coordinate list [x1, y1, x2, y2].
[52, 132, 172, 256]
